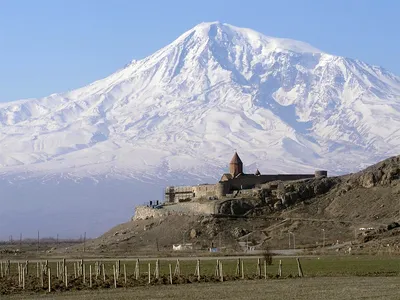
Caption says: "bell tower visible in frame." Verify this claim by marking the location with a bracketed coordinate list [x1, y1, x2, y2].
[229, 152, 243, 177]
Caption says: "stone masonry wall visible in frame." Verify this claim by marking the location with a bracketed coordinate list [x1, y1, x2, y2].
[132, 206, 167, 220]
[132, 202, 216, 221]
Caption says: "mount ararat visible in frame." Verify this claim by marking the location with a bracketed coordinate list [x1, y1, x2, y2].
[1, 22, 400, 239]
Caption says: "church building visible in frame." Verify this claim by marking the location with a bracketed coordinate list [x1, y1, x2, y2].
[165, 152, 327, 203]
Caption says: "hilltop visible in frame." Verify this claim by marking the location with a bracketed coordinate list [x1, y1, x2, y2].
[69, 155, 400, 255]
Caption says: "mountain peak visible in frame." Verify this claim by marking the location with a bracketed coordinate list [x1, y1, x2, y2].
[0, 22, 399, 179]
[177, 22, 323, 54]
[1, 22, 400, 239]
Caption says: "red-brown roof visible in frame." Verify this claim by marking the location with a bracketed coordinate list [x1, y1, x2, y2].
[230, 152, 243, 164]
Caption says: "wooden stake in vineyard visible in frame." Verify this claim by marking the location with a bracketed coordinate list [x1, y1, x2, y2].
[296, 258, 304, 277]
[194, 259, 201, 281]
[63, 258, 66, 280]
[18, 263, 21, 287]
[25, 260, 29, 275]
[257, 258, 261, 277]
[278, 260, 282, 277]
[241, 260, 245, 279]
[95, 262, 99, 279]
[124, 264, 127, 285]
[89, 265, 92, 288]
[214, 260, 220, 277]
[65, 266, 68, 288]
[102, 264, 106, 282]
[148, 263, 151, 284]
[41, 267, 44, 288]
[174, 259, 180, 276]
[118, 260, 121, 275]
[219, 262, 223, 282]
[22, 266, 25, 290]
[135, 259, 140, 280]
[113, 265, 117, 289]
[83, 264, 86, 284]
[48, 268, 51, 293]
[235, 258, 240, 277]
[169, 264, 173, 284]
[264, 260, 267, 279]
[154, 259, 160, 279]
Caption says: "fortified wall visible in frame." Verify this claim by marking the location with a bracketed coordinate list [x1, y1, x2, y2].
[132, 201, 216, 221]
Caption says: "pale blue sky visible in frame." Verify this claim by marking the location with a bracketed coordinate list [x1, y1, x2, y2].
[0, 0, 398, 102]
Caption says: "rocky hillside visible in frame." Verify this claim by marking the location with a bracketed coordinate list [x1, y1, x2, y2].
[64, 155, 400, 255]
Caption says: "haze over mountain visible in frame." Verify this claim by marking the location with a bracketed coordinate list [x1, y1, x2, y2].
[1, 22, 400, 239]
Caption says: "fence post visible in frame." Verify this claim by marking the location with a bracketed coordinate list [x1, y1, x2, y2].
[96, 262, 99, 280]
[89, 265, 92, 288]
[113, 265, 117, 288]
[219, 262, 223, 282]
[197, 259, 201, 281]
[215, 260, 219, 277]
[18, 263, 20, 286]
[48, 268, 51, 293]
[278, 260, 282, 277]
[62, 258, 66, 281]
[169, 264, 173, 284]
[154, 259, 159, 279]
[83, 264, 86, 284]
[65, 266, 68, 288]
[148, 263, 151, 284]
[118, 260, 121, 275]
[257, 258, 261, 277]
[174, 259, 180, 276]
[41, 266, 44, 288]
[103, 264, 106, 282]
[296, 258, 304, 277]
[135, 259, 140, 280]
[124, 264, 127, 285]
[22, 266, 25, 290]
[264, 259, 267, 279]
[241, 260, 244, 279]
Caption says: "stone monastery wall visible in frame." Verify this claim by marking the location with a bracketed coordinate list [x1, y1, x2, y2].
[133, 202, 216, 221]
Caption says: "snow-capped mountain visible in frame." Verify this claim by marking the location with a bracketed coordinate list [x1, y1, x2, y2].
[1, 22, 400, 238]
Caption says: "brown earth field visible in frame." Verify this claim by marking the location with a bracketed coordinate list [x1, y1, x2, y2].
[4, 277, 400, 300]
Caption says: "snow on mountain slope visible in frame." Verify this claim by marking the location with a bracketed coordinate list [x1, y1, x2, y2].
[1, 22, 400, 238]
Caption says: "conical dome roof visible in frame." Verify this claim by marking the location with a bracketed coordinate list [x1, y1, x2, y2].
[230, 152, 243, 164]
